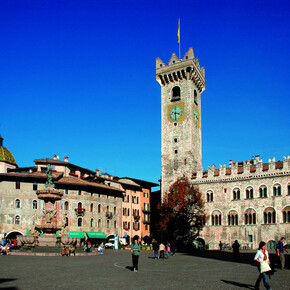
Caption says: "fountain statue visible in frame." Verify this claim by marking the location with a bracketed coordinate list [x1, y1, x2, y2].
[34, 164, 64, 246]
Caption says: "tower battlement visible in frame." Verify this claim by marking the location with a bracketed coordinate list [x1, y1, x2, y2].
[191, 155, 290, 183]
[156, 48, 205, 93]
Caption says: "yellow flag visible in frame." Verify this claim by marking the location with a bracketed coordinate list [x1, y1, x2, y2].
[177, 18, 180, 43]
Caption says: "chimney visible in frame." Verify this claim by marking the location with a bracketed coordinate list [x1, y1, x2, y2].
[95, 169, 99, 176]
[53, 155, 57, 160]
[64, 156, 68, 163]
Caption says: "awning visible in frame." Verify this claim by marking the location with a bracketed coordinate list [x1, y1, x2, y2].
[68, 231, 85, 238]
[86, 232, 106, 239]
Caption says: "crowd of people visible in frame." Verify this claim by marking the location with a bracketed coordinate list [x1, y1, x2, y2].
[0, 238, 17, 255]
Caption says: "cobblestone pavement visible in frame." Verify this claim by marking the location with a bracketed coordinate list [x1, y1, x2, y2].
[1, 250, 289, 289]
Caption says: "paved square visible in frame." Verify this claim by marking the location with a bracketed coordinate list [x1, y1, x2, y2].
[1, 251, 289, 289]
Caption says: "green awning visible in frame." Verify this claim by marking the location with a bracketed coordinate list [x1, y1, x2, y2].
[86, 232, 106, 239]
[68, 231, 85, 238]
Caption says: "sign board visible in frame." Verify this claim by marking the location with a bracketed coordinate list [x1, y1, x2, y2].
[114, 236, 119, 250]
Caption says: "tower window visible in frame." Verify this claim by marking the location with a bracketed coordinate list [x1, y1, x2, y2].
[172, 86, 181, 101]
[174, 138, 178, 143]
[194, 90, 198, 105]
[174, 123, 177, 126]
[174, 150, 178, 154]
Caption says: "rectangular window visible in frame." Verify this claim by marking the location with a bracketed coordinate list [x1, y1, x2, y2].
[16, 182, 20, 189]
[249, 235, 253, 243]
[65, 189, 68, 195]
[33, 183, 37, 190]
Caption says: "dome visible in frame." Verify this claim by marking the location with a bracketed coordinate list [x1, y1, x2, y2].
[0, 135, 17, 165]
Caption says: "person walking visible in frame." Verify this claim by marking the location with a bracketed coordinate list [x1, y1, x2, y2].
[254, 241, 271, 290]
[232, 240, 240, 261]
[166, 242, 171, 258]
[159, 242, 165, 259]
[131, 239, 141, 272]
[277, 237, 288, 270]
[152, 240, 159, 259]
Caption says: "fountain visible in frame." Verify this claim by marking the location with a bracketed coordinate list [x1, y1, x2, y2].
[34, 164, 63, 246]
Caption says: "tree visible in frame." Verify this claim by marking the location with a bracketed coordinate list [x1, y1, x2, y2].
[158, 177, 207, 245]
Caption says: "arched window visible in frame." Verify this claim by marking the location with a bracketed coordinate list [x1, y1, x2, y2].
[282, 206, 290, 223]
[228, 210, 238, 226]
[78, 202, 82, 210]
[206, 191, 213, 202]
[64, 201, 69, 211]
[264, 207, 276, 224]
[114, 220, 116, 228]
[15, 215, 20, 225]
[172, 86, 181, 101]
[90, 218, 94, 227]
[259, 185, 267, 198]
[90, 203, 94, 212]
[288, 183, 290, 195]
[233, 188, 240, 200]
[15, 199, 21, 209]
[246, 187, 254, 199]
[211, 210, 222, 226]
[114, 206, 116, 215]
[65, 217, 69, 227]
[98, 204, 101, 213]
[273, 184, 282, 196]
[194, 90, 198, 105]
[245, 208, 256, 225]
[107, 219, 110, 228]
[98, 219, 101, 228]
[78, 217, 82, 227]
[32, 200, 38, 209]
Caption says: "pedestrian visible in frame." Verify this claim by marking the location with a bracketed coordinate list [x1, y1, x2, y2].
[152, 240, 159, 259]
[159, 242, 165, 259]
[232, 240, 240, 261]
[219, 241, 223, 250]
[254, 241, 271, 290]
[166, 242, 171, 258]
[171, 244, 176, 256]
[276, 237, 288, 270]
[131, 239, 140, 272]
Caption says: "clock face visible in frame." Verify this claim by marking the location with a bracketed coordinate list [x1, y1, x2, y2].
[169, 104, 183, 122]
[193, 106, 199, 126]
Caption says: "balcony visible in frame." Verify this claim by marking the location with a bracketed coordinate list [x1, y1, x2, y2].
[75, 207, 85, 217]
[143, 219, 150, 225]
[133, 215, 140, 221]
[106, 211, 113, 219]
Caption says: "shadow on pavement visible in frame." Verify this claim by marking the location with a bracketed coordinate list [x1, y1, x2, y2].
[125, 266, 134, 271]
[221, 279, 255, 289]
[181, 250, 289, 270]
[0, 279, 17, 284]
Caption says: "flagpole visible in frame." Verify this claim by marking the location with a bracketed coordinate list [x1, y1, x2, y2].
[177, 18, 181, 60]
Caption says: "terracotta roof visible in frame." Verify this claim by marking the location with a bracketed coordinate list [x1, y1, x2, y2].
[56, 177, 124, 193]
[0, 171, 63, 179]
[119, 177, 159, 188]
[33, 158, 95, 174]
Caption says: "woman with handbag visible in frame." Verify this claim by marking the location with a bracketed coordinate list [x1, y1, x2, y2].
[254, 241, 271, 290]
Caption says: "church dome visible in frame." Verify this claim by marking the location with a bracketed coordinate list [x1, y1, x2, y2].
[0, 135, 17, 165]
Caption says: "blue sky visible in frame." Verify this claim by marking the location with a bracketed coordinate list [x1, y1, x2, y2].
[1, 0, 289, 185]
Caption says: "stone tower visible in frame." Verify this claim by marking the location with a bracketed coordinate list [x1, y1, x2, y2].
[156, 48, 205, 196]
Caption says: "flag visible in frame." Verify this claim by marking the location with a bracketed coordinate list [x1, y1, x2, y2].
[177, 18, 180, 43]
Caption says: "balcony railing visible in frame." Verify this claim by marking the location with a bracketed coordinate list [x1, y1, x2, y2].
[133, 215, 140, 221]
[75, 208, 85, 216]
[143, 219, 150, 224]
[106, 211, 113, 219]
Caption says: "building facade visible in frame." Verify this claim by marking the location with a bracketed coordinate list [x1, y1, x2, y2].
[157, 48, 290, 249]
[0, 136, 158, 243]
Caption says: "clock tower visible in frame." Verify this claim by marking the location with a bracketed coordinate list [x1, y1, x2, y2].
[156, 48, 205, 196]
